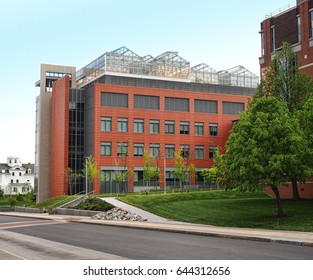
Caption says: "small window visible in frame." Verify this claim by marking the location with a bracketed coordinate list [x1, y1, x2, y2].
[194, 122, 204, 136]
[180, 145, 190, 158]
[19, 172, 22, 176]
[195, 146, 205, 159]
[134, 119, 144, 133]
[100, 142, 112, 156]
[209, 146, 217, 159]
[150, 144, 160, 158]
[165, 121, 175, 134]
[209, 123, 218, 136]
[101, 117, 112, 132]
[165, 144, 175, 158]
[150, 120, 160, 134]
[134, 143, 144, 157]
[117, 118, 128, 132]
[117, 142, 128, 157]
[180, 122, 190, 135]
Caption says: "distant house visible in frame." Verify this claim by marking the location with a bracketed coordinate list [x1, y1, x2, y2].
[0, 156, 34, 195]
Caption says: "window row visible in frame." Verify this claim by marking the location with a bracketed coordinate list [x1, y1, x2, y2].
[101, 92, 244, 115]
[100, 142, 218, 159]
[101, 118, 219, 136]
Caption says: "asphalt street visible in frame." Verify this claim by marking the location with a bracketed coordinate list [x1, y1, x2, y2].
[1, 215, 312, 260]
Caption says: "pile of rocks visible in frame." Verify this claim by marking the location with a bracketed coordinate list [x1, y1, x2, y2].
[92, 208, 147, 222]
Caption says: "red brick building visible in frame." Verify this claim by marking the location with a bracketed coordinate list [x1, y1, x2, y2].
[260, 0, 313, 198]
[260, 0, 313, 77]
[36, 47, 258, 201]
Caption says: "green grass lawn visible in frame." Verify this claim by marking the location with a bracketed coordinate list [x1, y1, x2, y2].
[119, 190, 313, 232]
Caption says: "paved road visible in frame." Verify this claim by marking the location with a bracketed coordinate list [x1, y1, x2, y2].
[1, 215, 312, 260]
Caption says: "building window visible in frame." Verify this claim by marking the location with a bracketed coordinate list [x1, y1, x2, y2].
[13, 187, 17, 192]
[310, 10, 313, 38]
[180, 145, 190, 158]
[165, 121, 175, 134]
[101, 92, 128, 108]
[165, 144, 175, 158]
[16, 179, 19, 183]
[100, 142, 112, 156]
[134, 143, 144, 157]
[194, 122, 204, 136]
[117, 142, 128, 157]
[222, 102, 244, 115]
[19, 172, 22, 176]
[260, 31, 264, 56]
[209, 146, 217, 159]
[101, 117, 112, 132]
[12, 172, 15, 176]
[117, 118, 128, 132]
[297, 15, 301, 43]
[150, 120, 160, 134]
[209, 123, 218, 136]
[194, 99, 218, 114]
[150, 144, 160, 158]
[180, 122, 190, 135]
[134, 119, 144, 133]
[134, 95, 160, 110]
[271, 26, 275, 52]
[165, 97, 189, 112]
[11, 179, 13, 183]
[195, 146, 205, 159]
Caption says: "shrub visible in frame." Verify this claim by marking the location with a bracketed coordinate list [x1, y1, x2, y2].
[73, 196, 114, 212]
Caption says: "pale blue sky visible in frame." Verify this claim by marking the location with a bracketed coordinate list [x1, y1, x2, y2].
[0, 0, 294, 163]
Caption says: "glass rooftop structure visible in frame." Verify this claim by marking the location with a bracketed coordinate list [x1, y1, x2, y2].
[76, 46, 259, 88]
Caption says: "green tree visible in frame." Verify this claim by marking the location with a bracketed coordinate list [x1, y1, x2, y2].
[255, 42, 313, 200]
[173, 149, 195, 191]
[224, 97, 310, 217]
[82, 156, 99, 194]
[201, 147, 225, 190]
[143, 150, 160, 189]
[63, 167, 82, 195]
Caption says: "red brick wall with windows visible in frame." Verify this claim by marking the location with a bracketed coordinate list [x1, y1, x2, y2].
[91, 83, 251, 194]
[50, 76, 70, 197]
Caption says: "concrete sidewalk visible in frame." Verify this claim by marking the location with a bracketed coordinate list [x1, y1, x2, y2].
[0, 197, 313, 248]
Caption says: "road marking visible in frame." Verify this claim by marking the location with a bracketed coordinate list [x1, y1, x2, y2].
[0, 220, 64, 230]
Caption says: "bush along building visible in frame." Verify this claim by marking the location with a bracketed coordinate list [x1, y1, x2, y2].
[35, 46, 258, 202]
[260, 0, 313, 198]
[0, 156, 34, 195]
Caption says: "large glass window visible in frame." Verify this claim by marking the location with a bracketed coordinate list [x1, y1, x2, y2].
[101, 117, 112, 132]
[165, 97, 189, 112]
[194, 122, 204, 136]
[150, 144, 160, 158]
[165, 144, 175, 158]
[180, 122, 190, 135]
[194, 99, 218, 114]
[150, 120, 160, 134]
[101, 92, 128, 108]
[209, 123, 218, 136]
[100, 142, 112, 156]
[134, 95, 160, 110]
[165, 121, 175, 134]
[117, 118, 128, 132]
[134, 143, 144, 157]
[134, 119, 144, 133]
[222, 102, 244, 115]
[195, 146, 205, 159]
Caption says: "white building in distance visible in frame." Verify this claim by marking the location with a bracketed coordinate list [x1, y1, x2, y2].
[0, 156, 34, 195]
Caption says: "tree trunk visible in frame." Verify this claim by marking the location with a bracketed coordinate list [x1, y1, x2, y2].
[271, 187, 284, 217]
[291, 179, 301, 201]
